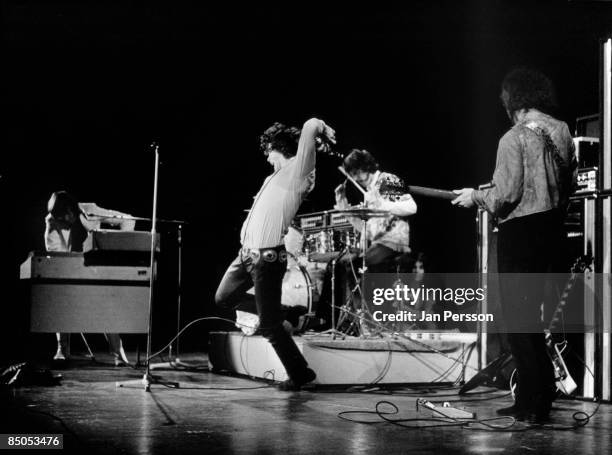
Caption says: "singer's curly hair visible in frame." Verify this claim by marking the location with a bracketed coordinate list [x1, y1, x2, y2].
[501, 67, 558, 116]
[259, 122, 301, 158]
[343, 149, 379, 175]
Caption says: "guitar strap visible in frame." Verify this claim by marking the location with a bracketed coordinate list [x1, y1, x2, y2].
[523, 121, 574, 206]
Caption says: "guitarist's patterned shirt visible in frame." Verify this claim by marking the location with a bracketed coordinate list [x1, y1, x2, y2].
[472, 110, 577, 223]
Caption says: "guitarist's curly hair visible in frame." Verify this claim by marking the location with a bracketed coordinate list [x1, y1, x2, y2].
[259, 122, 301, 158]
[501, 67, 558, 116]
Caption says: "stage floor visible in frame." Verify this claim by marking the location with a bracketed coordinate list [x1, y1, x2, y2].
[1, 351, 609, 455]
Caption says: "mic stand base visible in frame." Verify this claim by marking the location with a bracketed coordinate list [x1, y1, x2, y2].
[142, 371, 180, 392]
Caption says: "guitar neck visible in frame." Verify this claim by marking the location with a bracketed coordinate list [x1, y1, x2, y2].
[406, 185, 456, 200]
[548, 255, 592, 332]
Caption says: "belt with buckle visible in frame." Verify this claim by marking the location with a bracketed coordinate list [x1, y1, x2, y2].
[241, 246, 287, 263]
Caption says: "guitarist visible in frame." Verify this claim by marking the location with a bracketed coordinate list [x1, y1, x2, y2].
[452, 68, 577, 422]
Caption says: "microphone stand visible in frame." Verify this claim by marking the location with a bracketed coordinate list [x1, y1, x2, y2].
[173, 224, 183, 363]
[142, 142, 179, 391]
[148, 222, 199, 371]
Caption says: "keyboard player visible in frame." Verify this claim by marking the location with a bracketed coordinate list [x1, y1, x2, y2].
[44, 190, 134, 365]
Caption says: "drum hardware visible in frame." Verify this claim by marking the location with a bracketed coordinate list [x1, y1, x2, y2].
[329, 251, 344, 340]
[335, 206, 391, 338]
[289, 280, 318, 291]
[317, 245, 354, 340]
[301, 206, 391, 338]
[293, 206, 398, 338]
[334, 303, 362, 338]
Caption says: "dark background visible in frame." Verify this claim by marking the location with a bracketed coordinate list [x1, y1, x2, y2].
[1, 0, 610, 359]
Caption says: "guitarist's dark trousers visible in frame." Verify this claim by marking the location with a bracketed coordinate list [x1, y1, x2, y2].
[497, 209, 567, 412]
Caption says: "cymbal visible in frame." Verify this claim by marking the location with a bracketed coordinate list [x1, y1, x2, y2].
[335, 207, 390, 219]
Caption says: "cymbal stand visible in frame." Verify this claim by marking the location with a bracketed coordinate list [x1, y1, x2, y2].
[330, 256, 340, 340]
[320, 246, 350, 340]
[357, 215, 369, 337]
[336, 215, 369, 338]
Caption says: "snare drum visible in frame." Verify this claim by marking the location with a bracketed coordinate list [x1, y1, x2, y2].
[303, 228, 360, 262]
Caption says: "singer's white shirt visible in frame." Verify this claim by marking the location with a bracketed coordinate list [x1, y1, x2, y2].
[239, 122, 320, 249]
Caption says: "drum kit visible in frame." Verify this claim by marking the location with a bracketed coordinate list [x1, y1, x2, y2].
[237, 206, 392, 338]
[235, 164, 454, 336]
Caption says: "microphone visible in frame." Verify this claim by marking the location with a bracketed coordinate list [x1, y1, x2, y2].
[315, 137, 343, 158]
[315, 136, 328, 152]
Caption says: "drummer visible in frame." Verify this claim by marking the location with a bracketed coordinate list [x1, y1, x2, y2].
[334, 149, 417, 271]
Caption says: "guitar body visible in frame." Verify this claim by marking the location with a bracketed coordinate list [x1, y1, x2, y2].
[550, 341, 578, 395]
[506, 255, 591, 397]
[542, 255, 591, 396]
[545, 332, 578, 395]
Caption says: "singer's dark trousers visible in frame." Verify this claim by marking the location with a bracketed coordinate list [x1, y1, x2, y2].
[497, 210, 566, 413]
[215, 246, 310, 381]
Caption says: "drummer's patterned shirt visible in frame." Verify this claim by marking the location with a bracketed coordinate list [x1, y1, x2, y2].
[337, 171, 417, 253]
[239, 120, 321, 249]
[365, 171, 416, 252]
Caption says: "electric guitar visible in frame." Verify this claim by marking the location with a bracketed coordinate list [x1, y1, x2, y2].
[544, 254, 592, 395]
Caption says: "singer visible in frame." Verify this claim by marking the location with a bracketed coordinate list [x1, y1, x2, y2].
[214, 118, 336, 391]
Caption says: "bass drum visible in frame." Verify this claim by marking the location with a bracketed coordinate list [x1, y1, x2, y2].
[239, 253, 314, 335]
[281, 258, 313, 313]
[244, 253, 313, 311]
[284, 225, 305, 258]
